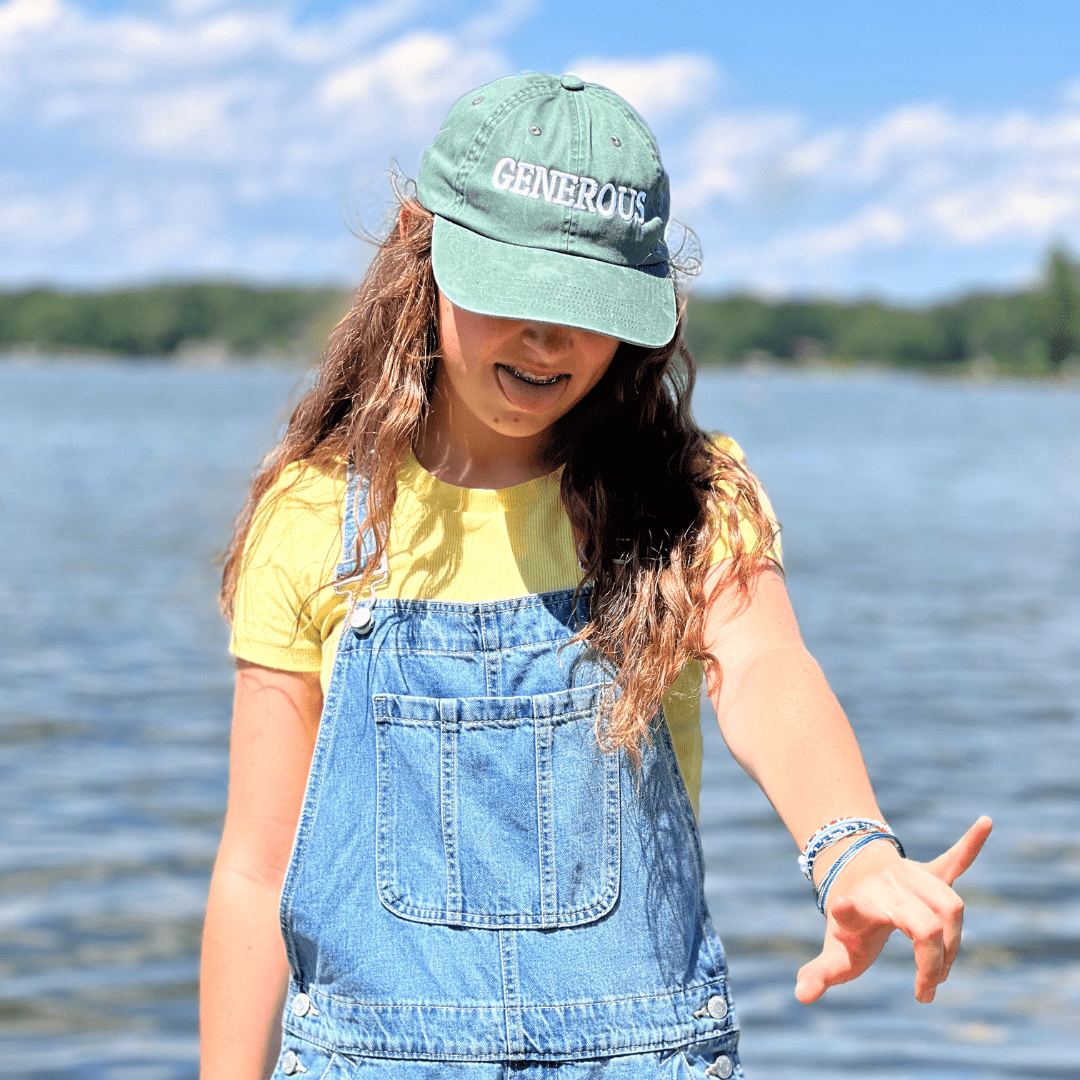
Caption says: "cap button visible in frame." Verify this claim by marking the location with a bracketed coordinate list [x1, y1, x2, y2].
[560, 73, 584, 91]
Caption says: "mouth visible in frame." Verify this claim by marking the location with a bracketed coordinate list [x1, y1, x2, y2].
[494, 363, 570, 413]
[496, 364, 568, 387]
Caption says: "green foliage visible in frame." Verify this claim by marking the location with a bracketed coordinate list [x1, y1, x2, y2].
[1, 248, 1078, 373]
[1038, 247, 1080, 367]
[0, 282, 347, 358]
[685, 246, 1075, 372]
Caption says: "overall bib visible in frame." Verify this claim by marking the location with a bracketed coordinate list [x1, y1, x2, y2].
[271, 474, 744, 1079]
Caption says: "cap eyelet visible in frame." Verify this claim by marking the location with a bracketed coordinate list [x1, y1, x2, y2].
[529, 125, 542, 136]
[610, 135, 621, 147]
[472, 96, 483, 105]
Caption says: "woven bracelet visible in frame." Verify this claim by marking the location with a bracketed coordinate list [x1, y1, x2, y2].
[814, 831, 906, 916]
[799, 817, 891, 885]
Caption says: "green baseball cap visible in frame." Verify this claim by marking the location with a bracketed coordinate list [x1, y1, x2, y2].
[417, 72, 676, 349]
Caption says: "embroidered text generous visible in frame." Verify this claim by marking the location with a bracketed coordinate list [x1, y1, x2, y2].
[491, 157, 647, 224]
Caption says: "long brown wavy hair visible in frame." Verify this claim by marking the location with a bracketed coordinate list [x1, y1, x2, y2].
[221, 194, 777, 759]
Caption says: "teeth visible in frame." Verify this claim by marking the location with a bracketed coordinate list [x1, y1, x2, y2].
[504, 365, 564, 386]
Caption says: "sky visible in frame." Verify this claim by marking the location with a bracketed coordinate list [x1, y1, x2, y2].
[2, 0, 1079, 299]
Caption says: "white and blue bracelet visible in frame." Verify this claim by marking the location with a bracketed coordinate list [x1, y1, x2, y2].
[798, 817, 906, 916]
[813, 831, 906, 915]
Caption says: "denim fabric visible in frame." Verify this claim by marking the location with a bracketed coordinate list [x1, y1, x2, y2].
[271, 1030, 744, 1079]
[275, 472, 742, 1071]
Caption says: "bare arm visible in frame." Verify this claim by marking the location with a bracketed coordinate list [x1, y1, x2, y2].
[200, 662, 323, 1080]
[704, 564, 991, 1003]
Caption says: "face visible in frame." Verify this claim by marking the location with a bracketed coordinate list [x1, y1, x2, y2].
[434, 293, 621, 445]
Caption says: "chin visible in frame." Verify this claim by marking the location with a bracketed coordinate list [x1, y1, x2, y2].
[492, 417, 550, 436]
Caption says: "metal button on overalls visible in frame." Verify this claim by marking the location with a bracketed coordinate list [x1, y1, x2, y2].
[349, 604, 374, 636]
[707, 1055, 734, 1079]
[280, 1050, 304, 1075]
[707, 994, 729, 1020]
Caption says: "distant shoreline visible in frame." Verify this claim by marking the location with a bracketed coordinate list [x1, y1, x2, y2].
[2, 253, 1079, 375]
[5, 348, 1078, 390]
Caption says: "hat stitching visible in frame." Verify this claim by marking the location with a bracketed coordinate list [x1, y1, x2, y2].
[467, 223, 669, 270]
[452, 82, 555, 215]
[602, 90, 663, 164]
[562, 88, 583, 257]
[601, 95, 668, 207]
[459, 277, 668, 319]
[450, 76, 664, 225]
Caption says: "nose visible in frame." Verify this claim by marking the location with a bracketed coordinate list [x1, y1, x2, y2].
[521, 322, 573, 358]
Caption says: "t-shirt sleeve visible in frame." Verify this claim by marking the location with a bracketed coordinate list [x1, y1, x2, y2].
[708, 434, 782, 568]
[229, 464, 345, 673]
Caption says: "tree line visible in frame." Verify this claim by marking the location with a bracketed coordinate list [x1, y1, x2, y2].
[2, 248, 1077, 373]
[0, 282, 345, 359]
[684, 247, 1080, 374]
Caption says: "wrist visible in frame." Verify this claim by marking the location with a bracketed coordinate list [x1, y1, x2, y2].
[798, 816, 906, 915]
[815, 835, 904, 914]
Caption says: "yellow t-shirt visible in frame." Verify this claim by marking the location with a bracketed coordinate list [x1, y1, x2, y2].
[230, 438, 778, 816]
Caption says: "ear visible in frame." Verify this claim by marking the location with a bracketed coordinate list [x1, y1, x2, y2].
[398, 200, 422, 240]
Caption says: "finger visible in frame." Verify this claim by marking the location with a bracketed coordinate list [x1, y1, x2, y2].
[839, 865, 965, 998]
[912, 923, 946, 1003]
[932, 891, 964, 983]
[887, 897, 949, 1003]
[926, 881, 965, 982]
[895, 868, 966, 981]
[795, 938, 859, 1004]
[796, 898, 892, 1003]
[927, 816, 993, 886]
[837, 877, 949, 1003]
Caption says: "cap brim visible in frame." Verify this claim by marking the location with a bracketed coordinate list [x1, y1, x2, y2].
[431, 215, 677, 349]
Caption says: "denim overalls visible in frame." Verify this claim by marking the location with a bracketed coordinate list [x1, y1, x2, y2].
[272, 473, 744, 1079]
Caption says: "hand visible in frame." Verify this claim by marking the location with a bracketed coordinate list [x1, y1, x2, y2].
[795, 816, 993, 1005]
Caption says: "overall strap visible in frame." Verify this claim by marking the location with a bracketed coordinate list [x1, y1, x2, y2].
[333, 464, 381, 592]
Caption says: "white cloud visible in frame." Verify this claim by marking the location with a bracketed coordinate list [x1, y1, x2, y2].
[655, 90, 1080, 293]
[0, 0, 523, 284]
[319, 30, 503, 122]
[0, 0, 447, 162]
[929, 185, 1080, 244]
[674, 111, 801, 206]
[0, 0, 62, 40]
[567, 53, 719, 122]
[0, 186, 94, 246]
[782, 206, 910, 259]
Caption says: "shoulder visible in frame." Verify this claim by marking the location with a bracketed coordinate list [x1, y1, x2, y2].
[251, 460, 346, 531]
[705, 432, 749, 470]
[231, 461, 347, 670]
[701, 432, 783, 567]
[241, 460, 347, 585]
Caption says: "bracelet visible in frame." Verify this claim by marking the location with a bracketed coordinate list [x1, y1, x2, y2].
[814, 831, 906, 915]
[799, 817, 891, 885]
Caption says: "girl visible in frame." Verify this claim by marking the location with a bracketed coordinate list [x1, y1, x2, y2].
[201, 73, 991, 1080]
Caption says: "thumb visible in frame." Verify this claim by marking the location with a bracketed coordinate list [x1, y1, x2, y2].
[795, 941, 855, 1004]
[794, 901, 866, 1003]
[926, 815, 993, 885]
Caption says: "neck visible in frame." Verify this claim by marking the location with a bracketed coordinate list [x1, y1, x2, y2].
[414, 382, 553, 490]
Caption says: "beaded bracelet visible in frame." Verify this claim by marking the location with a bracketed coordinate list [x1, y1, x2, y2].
[798, 817, 891, 885]
[814, 831, 906, 915]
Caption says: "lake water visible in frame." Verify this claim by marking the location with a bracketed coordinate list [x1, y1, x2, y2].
[1, 361, 1078, 1079]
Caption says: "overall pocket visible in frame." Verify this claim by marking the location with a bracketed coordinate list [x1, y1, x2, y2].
[372, 683, 620, 929]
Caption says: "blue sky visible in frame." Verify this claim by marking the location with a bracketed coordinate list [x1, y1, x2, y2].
[3, 0, 1079, 299]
